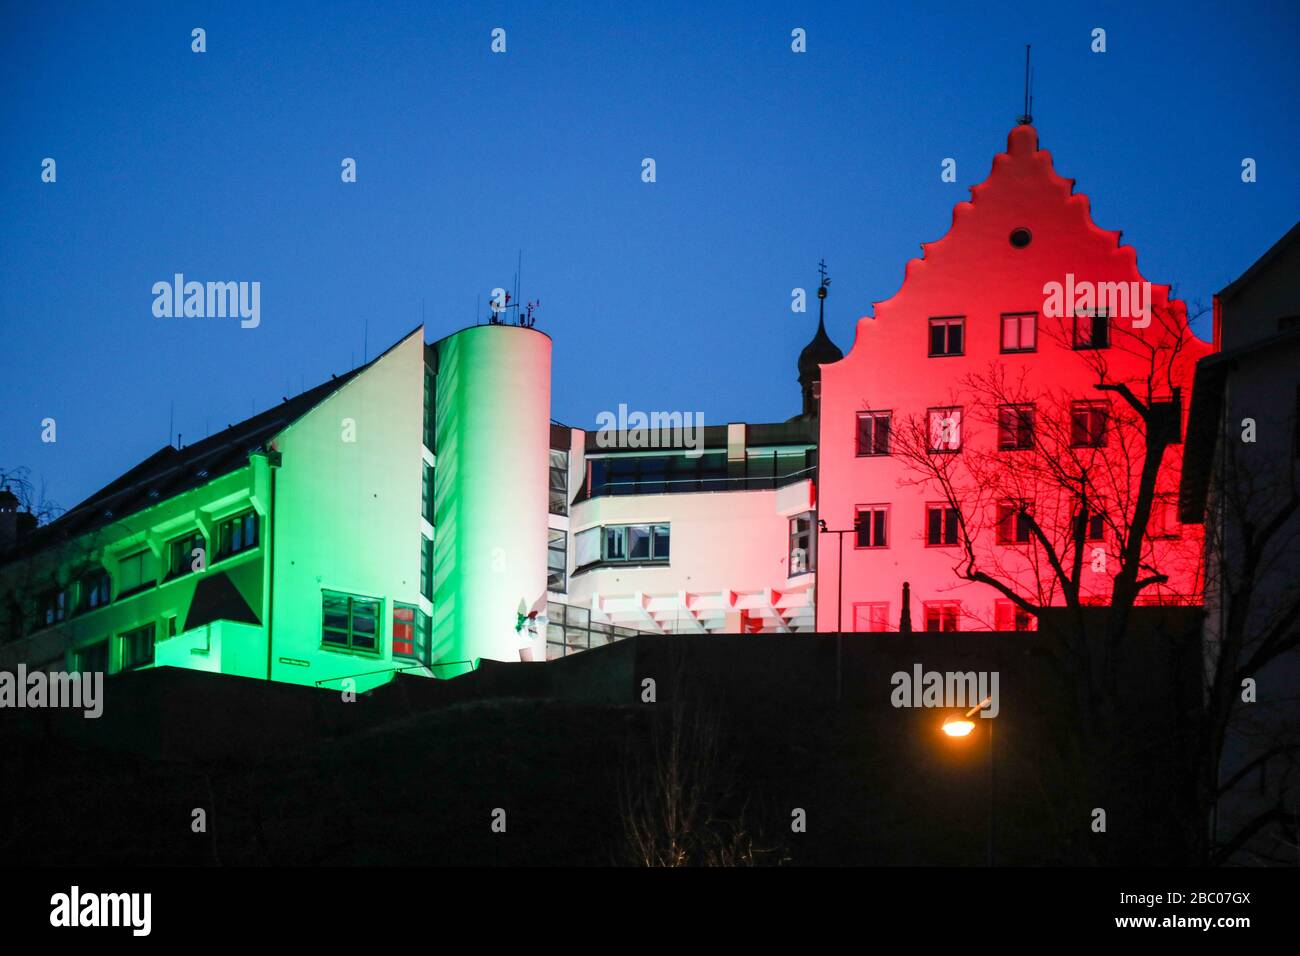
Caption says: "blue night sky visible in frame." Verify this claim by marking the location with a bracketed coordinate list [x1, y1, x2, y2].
[2, 1, 1298, 513]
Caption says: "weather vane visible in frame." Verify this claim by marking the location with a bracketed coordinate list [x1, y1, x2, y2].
[818, 258, 831, 299]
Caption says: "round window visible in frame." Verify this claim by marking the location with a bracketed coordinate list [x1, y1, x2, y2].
[1009, 228, 1032, 248]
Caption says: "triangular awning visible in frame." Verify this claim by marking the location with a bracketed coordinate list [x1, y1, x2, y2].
[183, 571, 261, 632]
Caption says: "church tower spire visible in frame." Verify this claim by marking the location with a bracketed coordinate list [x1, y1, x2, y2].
[795, 259, 843, 419]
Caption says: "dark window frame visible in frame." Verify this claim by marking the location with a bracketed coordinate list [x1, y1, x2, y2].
[855, 410, 892, 457]
[321, 591, 382, 654]
[928, 316, 965, 357]
[853, 505, 889, 549]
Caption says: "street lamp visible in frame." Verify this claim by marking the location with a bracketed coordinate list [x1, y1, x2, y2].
[941, 695, 997, 866]
[817, 517, 859, 706]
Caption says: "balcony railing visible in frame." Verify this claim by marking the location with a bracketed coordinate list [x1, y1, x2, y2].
[588, 464, 815, 499]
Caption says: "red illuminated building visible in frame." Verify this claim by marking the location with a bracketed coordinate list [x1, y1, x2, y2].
[816, 123, 1211, 633]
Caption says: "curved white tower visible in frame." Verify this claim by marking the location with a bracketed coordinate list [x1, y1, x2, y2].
[429, 324, 552, 666]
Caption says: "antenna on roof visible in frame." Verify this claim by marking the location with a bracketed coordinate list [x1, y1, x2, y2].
[1017, 44, 1033, 125]
[168, 401, 175, 449]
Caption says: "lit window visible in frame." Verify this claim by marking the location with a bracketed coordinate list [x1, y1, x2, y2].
[392, 603, 429, 663]
[854, 506, 889, 549]
[1000, 312, 1037, 352]
[856, 411, 892, 456]
[322, 592, 381, 653]
[928, 317, 964, 357]
[926, 504, 960, 546]
[928, 407, 963, 452]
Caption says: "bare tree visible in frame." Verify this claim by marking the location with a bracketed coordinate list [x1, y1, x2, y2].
[619, 695, 780, 866]
[887, 301, 1228, 862]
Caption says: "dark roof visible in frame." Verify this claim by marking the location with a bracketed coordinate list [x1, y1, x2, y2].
[4, 362, 369, 565]
[1218, 220, 1300, 303]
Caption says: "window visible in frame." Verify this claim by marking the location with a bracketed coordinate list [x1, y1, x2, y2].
[789, 512, 816, 575]
[853, 602, 890, 633]
[998, 404, 1035, 450]
[167, 531, 206, 579]
[926, 504, 960, 546]
[1070, 401, 1108, 448]
[548, 528, 567, 592]
[423, 364, 436, 450]
[322, 592, 380, 652]
[118, 622, 155, 670]
[997, 501, 1033, 544]
[549, 449, 569, 516]
[924, 602, 961, 632]
[854, 506, 889, 549]
[78, 568, 111, 612]
[1000, 312, 1037, 352]
[420, 536, 433, 600]
[116, 550, 154, 596]
[1072, 311, 1110, 349]
[577, 524, 670, 568]
[575, 527, 600, 569]
[216, 510, 258, 559]
[1076, 510, 1105, 542]
[37, 587, 68, 628]
[928, 407, 963, 452]
[928, 317, 964, 356]
[74, 640, 109, 673]
[995, 601, 1035, 632]
[856, 411, 891, 457]
[422, 461, 435, 525]
[1148, 494, 1181, 539]
[392, 603, 429, 663]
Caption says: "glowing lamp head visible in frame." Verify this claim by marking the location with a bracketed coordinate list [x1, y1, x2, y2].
[942, 717, 976, 737]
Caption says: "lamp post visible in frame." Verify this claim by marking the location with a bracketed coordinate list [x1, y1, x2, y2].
[817, 517, 859, 705]
[941, 695, 997, 866]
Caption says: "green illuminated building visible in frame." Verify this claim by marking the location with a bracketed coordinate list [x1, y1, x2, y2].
[0, 324, 552, 692]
